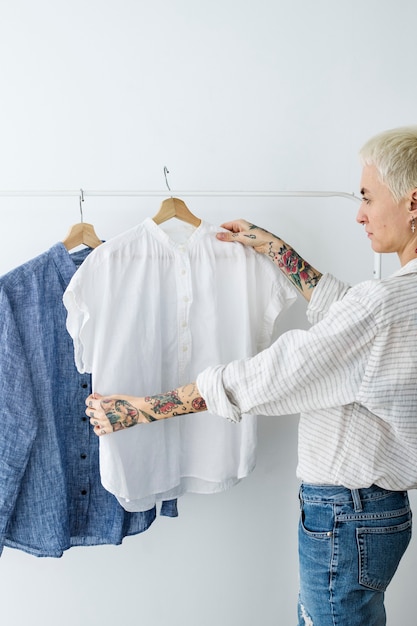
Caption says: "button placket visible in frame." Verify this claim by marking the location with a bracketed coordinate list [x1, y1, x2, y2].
[175, 245, 193, 381]
[77, 374, 91, 506]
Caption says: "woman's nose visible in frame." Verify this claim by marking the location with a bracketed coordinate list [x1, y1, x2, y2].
[356, 204, 367, 225]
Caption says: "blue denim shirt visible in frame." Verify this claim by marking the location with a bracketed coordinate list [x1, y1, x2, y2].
[0, 243, 177, 558]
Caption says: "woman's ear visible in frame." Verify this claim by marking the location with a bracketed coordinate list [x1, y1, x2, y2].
[408, 189, 417, 215]
[408, 190, 417, 234]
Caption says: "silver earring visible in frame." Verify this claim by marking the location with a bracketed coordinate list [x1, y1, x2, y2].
[412, 217, 416, 233]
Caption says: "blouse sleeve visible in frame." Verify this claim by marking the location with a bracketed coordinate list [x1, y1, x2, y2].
[63, 257, 98, 375]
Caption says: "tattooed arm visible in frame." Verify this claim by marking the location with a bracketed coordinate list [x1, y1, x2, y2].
[86, 383, 207, 436]
[216, 218, 322, 301]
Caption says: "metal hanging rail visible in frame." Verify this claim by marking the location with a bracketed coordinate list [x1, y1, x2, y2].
[0, 189, 361, 200]
[0, 188, 378, 276]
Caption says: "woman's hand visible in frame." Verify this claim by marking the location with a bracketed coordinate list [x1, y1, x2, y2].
[86, 393, 146, 436]
[86, 383, 207, 436]
[216, 219, 277, 255]
[216, 217, 322, 301]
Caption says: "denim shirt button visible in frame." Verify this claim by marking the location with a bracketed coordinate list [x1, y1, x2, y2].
[80, 489, 87, 496]
[81, 383, 88, 388]
[80, 453, 87, 459]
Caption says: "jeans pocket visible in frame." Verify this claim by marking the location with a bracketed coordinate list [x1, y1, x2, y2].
[299, 501, 335, 542]
[357, 518, 412, 591]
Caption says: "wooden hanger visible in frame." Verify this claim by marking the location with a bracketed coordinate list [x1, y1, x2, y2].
[62, 222, 102, 250]
[62, 190, 103, 251]
[152, 167, 201, 227]
[152, 196, 201, 227]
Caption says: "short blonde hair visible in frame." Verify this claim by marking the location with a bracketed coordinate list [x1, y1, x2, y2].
[359, 126, 417, 202]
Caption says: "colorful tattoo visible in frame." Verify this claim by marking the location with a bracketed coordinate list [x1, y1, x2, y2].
[138, 408, 158, 423]
[144, 390, 185, 415]
[144, 385, 207, 419]
[97, 384, 208, 432]
[192, 397, 207, 411]
[268, 242, 320, 291]
[100, 398, 140, 430]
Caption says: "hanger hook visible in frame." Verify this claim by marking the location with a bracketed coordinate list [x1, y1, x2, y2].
[163, 166, 171, 192]
[79, 188, 84, 223]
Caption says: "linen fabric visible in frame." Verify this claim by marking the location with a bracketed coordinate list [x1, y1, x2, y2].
[63, 218, 296, 511]
[196, 261, 417, 490]
[0, 243, 177, 558]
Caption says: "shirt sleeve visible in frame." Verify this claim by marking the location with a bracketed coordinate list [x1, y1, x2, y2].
[0, 289, 39, 554]
[196, 293, 377, 422]
[257, 264, 298, 350]
[306, 273, 351, 325]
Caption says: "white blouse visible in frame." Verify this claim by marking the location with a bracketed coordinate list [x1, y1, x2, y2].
[63, 218, 296, 510]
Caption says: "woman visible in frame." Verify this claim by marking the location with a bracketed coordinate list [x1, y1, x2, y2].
[86, 126, 417, 625]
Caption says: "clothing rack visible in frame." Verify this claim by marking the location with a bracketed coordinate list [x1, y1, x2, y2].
[0, 189, 360, 200]
[0, 188, 379, 277]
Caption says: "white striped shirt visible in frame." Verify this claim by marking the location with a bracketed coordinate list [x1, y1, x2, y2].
[197, 259, 417, 490]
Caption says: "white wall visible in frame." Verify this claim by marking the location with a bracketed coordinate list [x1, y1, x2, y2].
[0, 1, 416, 624]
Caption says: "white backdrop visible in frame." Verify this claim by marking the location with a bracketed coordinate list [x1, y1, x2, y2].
[0, 1, 416, 624]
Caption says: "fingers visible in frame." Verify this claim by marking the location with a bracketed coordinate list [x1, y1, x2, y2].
[220, 219, 251, 233]
[89, 411, 113, 436]
[216, 219, 274, 254]
[216, 220, 252, 245]
[217, 220, 248, 240]
[85, 393, 113, 436]
[85, 392, 102, 405]
[216, 226, 258, 247]
[216, 230, 239, 242]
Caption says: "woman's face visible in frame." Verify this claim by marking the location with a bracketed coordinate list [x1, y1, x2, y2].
[357, 164, 416, 264]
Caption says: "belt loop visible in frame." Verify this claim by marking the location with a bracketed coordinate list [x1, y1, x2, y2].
[351, 489, 363, 512]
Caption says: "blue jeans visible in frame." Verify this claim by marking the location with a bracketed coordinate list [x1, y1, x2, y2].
[298, 484, 412, 625]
